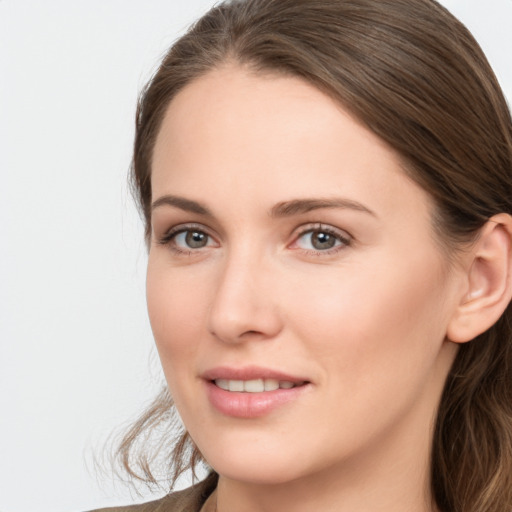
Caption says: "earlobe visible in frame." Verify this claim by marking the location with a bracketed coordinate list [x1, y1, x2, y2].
[447, 213, 512, 343]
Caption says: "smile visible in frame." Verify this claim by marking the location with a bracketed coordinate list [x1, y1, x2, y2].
[213, 378, 304, 392]
[203, 368, 311, 418]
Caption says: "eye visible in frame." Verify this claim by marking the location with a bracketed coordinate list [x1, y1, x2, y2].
[158, 224, 217, 252]
[293, 225, 351, 253]
[174, 230, 211, 249]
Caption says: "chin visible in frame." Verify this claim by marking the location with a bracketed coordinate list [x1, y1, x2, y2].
[195, 431, 329, 486]
[212, 458, 305, 486]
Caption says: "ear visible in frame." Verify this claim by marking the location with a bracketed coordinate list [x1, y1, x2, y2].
[447, 213, 512, 343]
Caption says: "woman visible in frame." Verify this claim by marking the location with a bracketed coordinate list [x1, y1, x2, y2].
[92, 0, 512, 511]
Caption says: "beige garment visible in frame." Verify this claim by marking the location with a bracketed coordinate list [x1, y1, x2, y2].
[86, 473, 218, 512]
[199, 489, 217, 512]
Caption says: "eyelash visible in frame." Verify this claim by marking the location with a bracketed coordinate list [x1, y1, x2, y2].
[158, 223, 216, 255]
[292, 223, 352, 256]
[157, 223, 352, 256]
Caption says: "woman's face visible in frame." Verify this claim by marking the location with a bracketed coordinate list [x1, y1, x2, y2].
[147, 65, 462, 485]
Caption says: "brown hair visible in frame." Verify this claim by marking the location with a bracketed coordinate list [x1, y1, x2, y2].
[118, 0, 512, 510]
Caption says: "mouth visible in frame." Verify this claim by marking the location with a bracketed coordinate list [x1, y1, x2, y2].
[202, 366, 311, 418]
[213, 378, 307, 393]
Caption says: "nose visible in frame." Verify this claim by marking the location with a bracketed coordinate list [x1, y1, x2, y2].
[207, 250, 283, 344]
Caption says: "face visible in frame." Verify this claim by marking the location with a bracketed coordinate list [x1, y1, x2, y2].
[147, 65, 461, 486]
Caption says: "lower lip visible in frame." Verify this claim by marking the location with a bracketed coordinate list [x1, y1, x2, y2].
[205, 381, 310, 418]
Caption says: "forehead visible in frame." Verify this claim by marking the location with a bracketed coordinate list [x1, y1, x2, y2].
[151, 64, 433, 227]
[153, 64, 394, 160]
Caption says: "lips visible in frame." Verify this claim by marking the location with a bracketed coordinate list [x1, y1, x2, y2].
[202, 366, 311, 418]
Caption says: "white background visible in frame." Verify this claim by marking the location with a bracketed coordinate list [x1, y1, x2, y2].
[1, 1, 511, 511]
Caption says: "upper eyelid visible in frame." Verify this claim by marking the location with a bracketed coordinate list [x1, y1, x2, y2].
[163, 222, 213, 236]
[157, 222, 218, 245]
[292, 223, 352, 240]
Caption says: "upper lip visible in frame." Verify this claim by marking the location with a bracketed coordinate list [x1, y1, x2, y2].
[201, 365, 309, 383]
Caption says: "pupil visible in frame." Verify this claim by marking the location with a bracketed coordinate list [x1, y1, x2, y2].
[186, 231, 207, 248]
[312, 232, 335, 250]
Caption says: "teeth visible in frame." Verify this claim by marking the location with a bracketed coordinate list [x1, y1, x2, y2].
[228, 380, 244, 392]
[215, 379, 230, 391]
[244, 379, 264, 392]
[264, 379, 279, 391]
[214, 378, 300, 392]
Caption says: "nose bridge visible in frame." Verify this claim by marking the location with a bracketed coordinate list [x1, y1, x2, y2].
[208, 242, 281, 343]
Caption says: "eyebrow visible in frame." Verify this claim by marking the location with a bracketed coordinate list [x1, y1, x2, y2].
[270, 198, 376, 218]
[151, 195, 376, 218]
[151, 195, 212, 216]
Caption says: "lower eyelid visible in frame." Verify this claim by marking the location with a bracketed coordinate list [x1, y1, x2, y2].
[297, 238, 347, 253]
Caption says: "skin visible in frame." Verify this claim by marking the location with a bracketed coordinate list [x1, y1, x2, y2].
[147, 65, 467, 512]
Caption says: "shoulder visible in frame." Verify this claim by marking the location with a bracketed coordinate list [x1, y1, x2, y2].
[85, 473, 218, 512]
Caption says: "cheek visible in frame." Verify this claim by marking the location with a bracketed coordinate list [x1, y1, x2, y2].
[277, 254, 452, 453]
[146, 257, 209, 372]
[284, 251, 450, 383]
